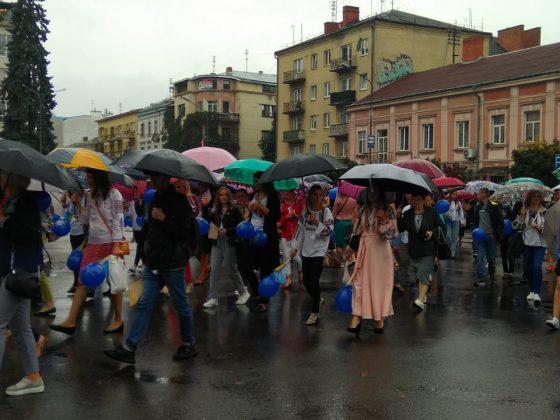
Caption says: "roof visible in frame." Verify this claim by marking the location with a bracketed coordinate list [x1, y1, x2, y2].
[489, 37, 508, 56]
[96, 109, 140, 123]
[175, 70, 277, 86]
[353, 42, 560, 106]
[138, 98, 172, 116]
[276, 9, 488, 54]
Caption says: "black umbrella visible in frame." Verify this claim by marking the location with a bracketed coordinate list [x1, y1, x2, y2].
[0, 139, 79, 191]
[415, 172, 439, 193]
[258, 154, 347, 184]
[303, 174, 333, 184]
[340, 164, 434, 195]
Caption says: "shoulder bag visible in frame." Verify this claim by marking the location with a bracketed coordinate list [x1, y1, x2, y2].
[435, 226, 452, 260]
[348, 207, 364, 252]
[5, 251, 41, 300]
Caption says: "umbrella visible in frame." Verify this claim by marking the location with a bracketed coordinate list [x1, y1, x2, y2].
[506, 177, 544, 186]
[340, 164, 434, 195]
[393, 158, 444, 179]
[182, 147, 236, 172]
[416, 172, 439, 193]
[224, 159, 299, 190]
[116, 149, 217, 186]
[0, 139, 79, 191]
[257, 154, 347, 184]
[465, 180, 502, 194]
[490, 182, 552, 204]
[456, 190, 476, 201]
[303, 174, 332, 184]
[432, 176, 465, 190]
[48, 147, 112, 171]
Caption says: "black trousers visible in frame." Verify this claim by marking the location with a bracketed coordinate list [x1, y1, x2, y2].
[499, 238, 515, 274]
[302, 256, 324, 313]
[133, 230, 145, 267]
[238, 238, 279, 303]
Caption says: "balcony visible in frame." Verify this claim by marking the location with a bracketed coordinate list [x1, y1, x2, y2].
[329, 90, 356, 106]
[209, 112, 240, 123]
[330, 56, 357, 72]
[283, 101, 304, 115]
[329, 123, 349, 138]
[356, 151, 394, 164]
[206, 136, 240, 156]
[283, 130, 305, 143]
[283, 70, 305, 84]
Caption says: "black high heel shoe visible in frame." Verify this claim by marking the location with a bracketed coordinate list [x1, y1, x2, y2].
[346, 322, 361, 335]
[374, 327, 384, 334]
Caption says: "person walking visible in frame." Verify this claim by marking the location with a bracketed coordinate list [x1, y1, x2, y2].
[472, 188, 503, 288]
[278, 189, 303, 290]
[291, 185, 334, 325]
[0, 171, 45, 396]
[332, 189, 357, 266]
[345, 184, 397, 334]
[128, 191, 145, 275]
[104, 171, 197, 364]
[50, 169, 125, 335]
[444, 191, 465, 258]
[203, 186, 250, 308]
[194, 182, 213, 285]
[499, 205, 516, 282]
[394, 193, 413, 292]
[517, 190, 547, 305]
[61, 190, 87, 294]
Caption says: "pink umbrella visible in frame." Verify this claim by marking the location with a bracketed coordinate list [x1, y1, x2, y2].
[182, 147, 236, 172]
[393, 158, 444, 179]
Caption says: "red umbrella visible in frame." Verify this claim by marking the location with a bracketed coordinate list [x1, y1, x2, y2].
[393, 158, 444, 179]
[456, 190, 476, 201]
[432, 177, 465, 189]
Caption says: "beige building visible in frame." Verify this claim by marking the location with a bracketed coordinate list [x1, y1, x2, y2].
[172, 67, 277, 159]
[275, 6, 495, 160]
[96, 110, 139, 159]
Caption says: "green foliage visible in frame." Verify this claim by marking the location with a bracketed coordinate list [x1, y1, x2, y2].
[442, 162, 474, 182]
[1, 0, 56, 154]
[258, 118, 276, 162]
[510, 140, 560, 187]
[426, 157, 442, 168]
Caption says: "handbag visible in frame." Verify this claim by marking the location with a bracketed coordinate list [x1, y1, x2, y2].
[107, 255, 128, 294]
[348, 207, 364, 252]
[95, 200, 130, 255]
[4, 251, 41, 300]
[435, 227, 452, 260]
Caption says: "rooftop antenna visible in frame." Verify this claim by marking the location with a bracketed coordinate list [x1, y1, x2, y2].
[90, 99, 94, 111]
[291, 24, 295, 44]
[300, 23, 303, 42]
[330, 0, 337, 22]
[468, 8, 472, 29]
[212, 55, 216, 73]
[380, 0, 385, 13]
[245, 49, 248, 72]
[118, 102, 122, 113]
[391, 0, 394, 10]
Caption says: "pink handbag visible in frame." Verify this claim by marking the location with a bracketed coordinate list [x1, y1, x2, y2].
[338, 180, 365, 200]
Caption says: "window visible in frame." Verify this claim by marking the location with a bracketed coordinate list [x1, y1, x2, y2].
[492, 114, 505, 144]
[208, 101, 218, 112]
[340, 141, 348, 158]
[456, 121, 469, 148]
[293, 88, 303, 102]
[292, 117, 303, 130]
[524, 110, 540, 142]
[398, 126, 409, 151]
[310, 85, 317, 100]
[359, 74, 369, 91]
[310, 115, 317, 130]
[154, 120, 158, 134]
[323, 49, 331, 66]
[262, 104, 276, 117]
[0, 34, 10, 56]
[140, 123, 145, 137]
[222, 101, 230, 113]
[178, 103, 186, 117]
[309, 144, 316, 155]
[290, 144, 302, 156]
[223, 80, 231, 91]
[359, 38, 369, 56]
[261, 130, 272, 141]
[294, 58, 304, 73]
[339, 110, 348, 124]
[322, 143, 330, 155]
[340, 78, 352, 91]
[263, 85, 276, 94]
[422, 124, 434, 149]
[323, 82, 330, 98]
[323, 112, 330, 128]
[222, 127, 231, 138]
[341, 44, 352, 62]
[311, 54, 318, 70]
[377, 129, 388, 163]
[358, 130, 367, 154]
[147, 122, 151, 136]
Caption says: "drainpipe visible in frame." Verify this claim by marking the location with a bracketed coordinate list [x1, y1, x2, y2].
[473, 85, 482, 175]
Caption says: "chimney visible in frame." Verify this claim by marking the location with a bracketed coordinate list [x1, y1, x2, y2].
[497, 25, 541, 52]
[341, 6, 359, 28]
[462, 36, 485, 62]
[226, 66, 233, 73]
[324, 21, 340, 35]
[258, 71, 263, 75]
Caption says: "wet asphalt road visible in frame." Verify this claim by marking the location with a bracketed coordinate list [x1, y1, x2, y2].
[2, 232, 560, 419]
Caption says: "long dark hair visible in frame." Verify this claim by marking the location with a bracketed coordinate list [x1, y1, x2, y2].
[365, 183, 387, 230]
[87, 169, 111, 200]
[307, 184, 325, 209]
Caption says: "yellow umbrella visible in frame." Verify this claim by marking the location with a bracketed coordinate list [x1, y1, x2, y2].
[47, 147, 112, 171]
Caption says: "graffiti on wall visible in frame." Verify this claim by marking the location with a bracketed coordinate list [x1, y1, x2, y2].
[376, 54, 413, 86]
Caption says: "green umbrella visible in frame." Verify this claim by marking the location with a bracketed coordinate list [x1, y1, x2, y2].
[506, 177, 544, 186]
[224, 159, 298, 190]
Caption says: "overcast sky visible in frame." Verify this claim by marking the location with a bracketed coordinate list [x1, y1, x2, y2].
[42, 0, 560, 117]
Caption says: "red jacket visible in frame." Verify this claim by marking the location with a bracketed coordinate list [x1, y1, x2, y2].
[278, 199, 304, 240]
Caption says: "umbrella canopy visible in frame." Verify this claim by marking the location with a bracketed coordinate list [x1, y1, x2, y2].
[48, 147, 112, 171]
[392, 158, 444, 179]
[223, 159, 298, 190]
[258, 154, 347, 184]
[182, 147, 237, 172]
[340, 164, 434, 195]
[456, 190, 476, 201]
[432, 176, 465, 190]
[465, 180, 502, 194]
[0, 139, 79, 191]
[490, 182, 552, 204]
[303, 174, 333, 184]
[506, 177, 544, 186]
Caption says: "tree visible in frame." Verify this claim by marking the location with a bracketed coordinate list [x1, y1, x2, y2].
[1, 0, 56, 154]
[259, 117, 276, 161]
[442, 162, 474, 181]
[510, 140, 560, 187]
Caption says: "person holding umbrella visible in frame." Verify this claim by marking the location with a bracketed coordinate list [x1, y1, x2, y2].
[443, 190, 465, 258]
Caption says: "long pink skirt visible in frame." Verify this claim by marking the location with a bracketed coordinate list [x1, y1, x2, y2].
[350, 231, 394, 321]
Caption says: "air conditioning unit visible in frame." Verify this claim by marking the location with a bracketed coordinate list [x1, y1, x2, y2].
[464, 148, 477, 160]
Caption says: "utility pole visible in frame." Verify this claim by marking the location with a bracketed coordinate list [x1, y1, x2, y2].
[448, 28, 461, 64]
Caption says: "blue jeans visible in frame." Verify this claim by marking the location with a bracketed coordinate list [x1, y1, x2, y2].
[446, 220, 460, 257]
[126, 266, 195, 351]
[523, 246, 546, 294]
[475, 236, 497, 280]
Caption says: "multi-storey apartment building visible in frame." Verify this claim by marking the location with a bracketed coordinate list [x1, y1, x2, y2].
[96, 110, 139, 159]
[138, 98, 171, 150]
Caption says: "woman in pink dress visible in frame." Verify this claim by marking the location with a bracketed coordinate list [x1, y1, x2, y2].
[346, 184, 396, 335]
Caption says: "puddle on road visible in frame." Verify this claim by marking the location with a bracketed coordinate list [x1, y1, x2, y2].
[134, 371, 188, 385]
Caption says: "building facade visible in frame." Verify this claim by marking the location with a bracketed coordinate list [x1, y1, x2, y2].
[172, 67, 277, 159]
[346, 43, 560, 182]
[138, 98, 171, 150]
[96, 110, 139, 158]
[52, 110, 104, 147]
[275, 6, 497, 161]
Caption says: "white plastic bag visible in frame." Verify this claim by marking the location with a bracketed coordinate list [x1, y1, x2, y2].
[107, 255, 127, 294]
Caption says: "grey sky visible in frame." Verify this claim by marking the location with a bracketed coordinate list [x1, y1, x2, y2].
[42, 0, 560, 117]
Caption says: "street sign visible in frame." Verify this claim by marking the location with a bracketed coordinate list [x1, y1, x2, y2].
[555, 154, 560, 169]
[367, 135, 375, 149]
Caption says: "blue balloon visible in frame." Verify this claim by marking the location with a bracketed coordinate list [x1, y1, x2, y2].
[236, 221, 255, 240]
[258, 274, 279, 298]
[30, 191, 52, 211]
[336, 284, 353, 313]
[503, 219, 513, 236]
[329, 187, 338, 201]
[66, 249, 83, 272]
[80, 262, 106, 288]
[51, 214, 61, 223]
[52, 219, 71, 237]
[144, 188, 156, 205]
[436, 199, 450, 214]
[253, 230, 268, 247]
[124, 216, 132, 227]
[197, 217, 209, 235]
[136, 216, 144, 227]
[472, 228, 487, 241]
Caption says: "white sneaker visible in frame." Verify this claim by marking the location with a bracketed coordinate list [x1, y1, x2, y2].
[414, 299, 425, 311]
[533, 293, 541, 306]
[5, 377, 44, 396]
[546, 317, 560, 330]
[235, 291, 251, 305]
[526, 292, 535, 301]
[203, 298, 218, 308]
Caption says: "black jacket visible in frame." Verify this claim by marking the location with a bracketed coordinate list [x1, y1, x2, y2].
[473, 200, 503, 239]
[209, 206, 243, 246]
[397, 206, 442, 258]
[143, 186, 193, 270]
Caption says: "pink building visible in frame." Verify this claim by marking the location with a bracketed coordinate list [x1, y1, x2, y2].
[346, 42, 560, 182]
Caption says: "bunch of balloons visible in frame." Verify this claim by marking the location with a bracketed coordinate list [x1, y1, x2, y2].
[259, 274, 279, 298]
[436, 199, 450, 214]
[80, 262, 106, 288]
[66, 248, 83, 272]
[472, 228, 487, 241]
[52, 219, 71, 237]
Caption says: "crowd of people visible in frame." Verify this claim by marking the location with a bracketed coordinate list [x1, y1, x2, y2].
[3, 166, 560, 396]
